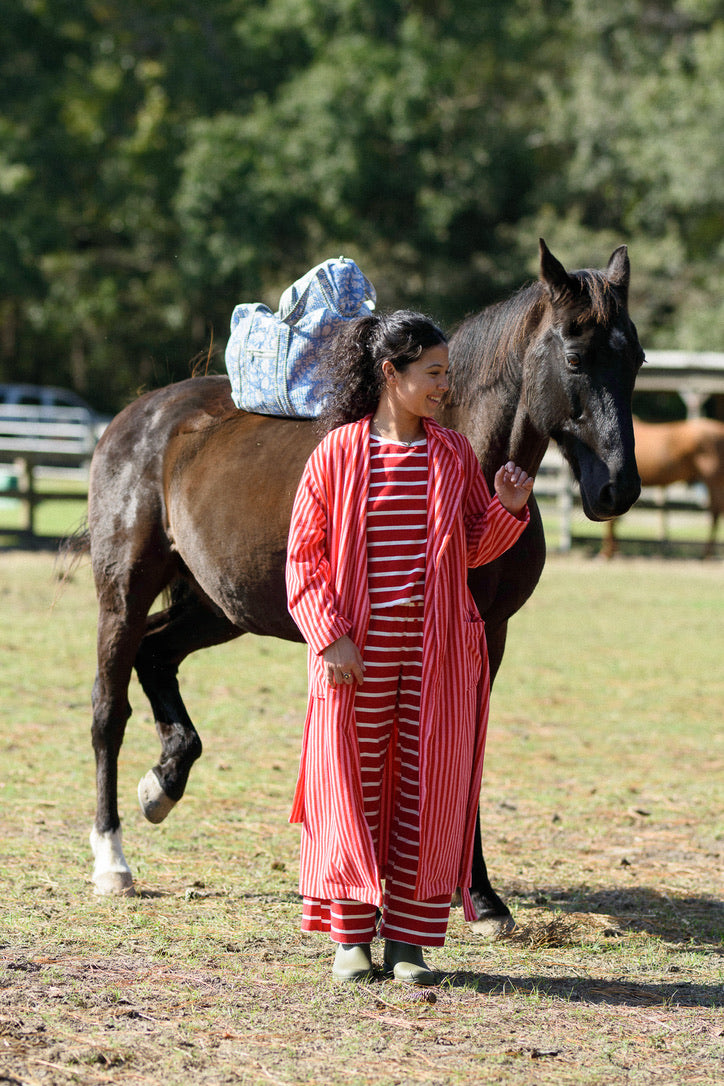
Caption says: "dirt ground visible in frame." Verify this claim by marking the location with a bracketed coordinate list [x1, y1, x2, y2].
[1, 815, 721, 1086]
[0, 552, 722, 1085]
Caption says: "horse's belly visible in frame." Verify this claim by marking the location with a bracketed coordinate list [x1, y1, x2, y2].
[165, 418, 314, 640]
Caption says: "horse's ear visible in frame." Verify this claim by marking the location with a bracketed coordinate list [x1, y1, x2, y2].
[606, 245, 630, 303]
[539, 238, 577, 300]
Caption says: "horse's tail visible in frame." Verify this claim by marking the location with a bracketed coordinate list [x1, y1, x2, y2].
[60, 518, 91, 558]
[55, 519, 91, 589]
[162, 574, 196, 613]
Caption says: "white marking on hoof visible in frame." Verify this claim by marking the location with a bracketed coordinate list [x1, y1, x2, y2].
[90, 826, 135, 897]
[468, 914, 516, 940]
[138, 770, 177, 824]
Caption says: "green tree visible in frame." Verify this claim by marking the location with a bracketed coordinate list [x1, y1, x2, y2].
[512, 0, 724, 349]
[175, 0, 548, 334]
[1, 0, 722, 413]
[0, 0, 253, 408]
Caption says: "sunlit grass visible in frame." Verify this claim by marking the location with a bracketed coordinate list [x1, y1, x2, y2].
[0, 551, 722, 1086]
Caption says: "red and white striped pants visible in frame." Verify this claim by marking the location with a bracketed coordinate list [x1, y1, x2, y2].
[302, 603, 451, 947]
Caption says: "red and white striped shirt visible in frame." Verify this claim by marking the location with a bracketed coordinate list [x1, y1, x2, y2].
[367, 436, 428, 609]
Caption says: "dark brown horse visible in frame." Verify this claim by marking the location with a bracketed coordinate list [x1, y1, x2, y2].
[602, 416, 724, 558]
[88, 241, 644, 934]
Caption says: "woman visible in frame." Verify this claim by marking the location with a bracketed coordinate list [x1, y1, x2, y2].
[285, 311, 533, 984]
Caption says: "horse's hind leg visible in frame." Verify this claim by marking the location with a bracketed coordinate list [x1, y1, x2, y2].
[134, 582, 241, 824]
[91, 569, 171, 896]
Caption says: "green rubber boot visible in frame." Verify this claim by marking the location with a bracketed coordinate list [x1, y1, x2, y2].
[332, 943, 374, 982]
[383, 940, 437, 986]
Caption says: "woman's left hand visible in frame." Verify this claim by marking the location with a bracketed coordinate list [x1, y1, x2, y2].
[322, 634, 365, 686]
[494, 461, 535, 515]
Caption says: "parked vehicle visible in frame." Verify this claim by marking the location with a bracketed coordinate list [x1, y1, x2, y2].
[0, 383, 111, 443]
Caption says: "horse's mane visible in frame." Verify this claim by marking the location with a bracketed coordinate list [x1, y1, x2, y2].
[448, 270, 622, 404]
[448, 282, 545, 401]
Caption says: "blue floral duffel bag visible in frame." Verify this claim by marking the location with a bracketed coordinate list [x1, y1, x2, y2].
[225, 256, 376, 418]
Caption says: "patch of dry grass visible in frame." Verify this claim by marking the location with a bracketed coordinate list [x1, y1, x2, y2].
[0, 551, 722, 1085]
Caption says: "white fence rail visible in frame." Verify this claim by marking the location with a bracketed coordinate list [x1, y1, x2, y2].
[637, 351, 724, 415]
[0, 404, 99, 462]
[0, 405, 99, 538]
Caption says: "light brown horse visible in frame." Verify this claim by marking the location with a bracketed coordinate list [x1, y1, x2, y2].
[602, 416, 724, 558]
[86, 241, 644, 935]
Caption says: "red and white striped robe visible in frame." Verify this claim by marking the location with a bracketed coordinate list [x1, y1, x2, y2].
[285, 415, 529, 920]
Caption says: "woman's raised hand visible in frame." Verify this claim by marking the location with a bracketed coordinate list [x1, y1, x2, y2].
[494, 461, 535, 515]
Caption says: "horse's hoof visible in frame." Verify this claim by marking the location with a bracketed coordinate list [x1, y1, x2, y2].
[90, 826, 135, 896]
[138, 770, 177, 824]
[468, 913, 516, 940]
[93, 870, 136, 897]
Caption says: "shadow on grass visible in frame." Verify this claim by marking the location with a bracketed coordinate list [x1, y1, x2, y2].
[511, 885, 724, 949]
[438, 970, 724, 1008]
[570, 534, 722, 561]
[0, 531, 69, 552]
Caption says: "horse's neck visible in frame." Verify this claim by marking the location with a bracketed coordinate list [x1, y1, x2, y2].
[507, 403, 552, 476]
[444, 390, 550, 485]
[446, 292, 554, 482]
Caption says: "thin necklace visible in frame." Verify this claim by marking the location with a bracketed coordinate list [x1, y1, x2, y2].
[371, 422, 424, 446]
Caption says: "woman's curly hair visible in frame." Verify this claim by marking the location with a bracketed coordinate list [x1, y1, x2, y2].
[315, 310, 447, 433]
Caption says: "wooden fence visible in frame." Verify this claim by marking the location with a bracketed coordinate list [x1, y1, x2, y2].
[0, 405, 98, 540]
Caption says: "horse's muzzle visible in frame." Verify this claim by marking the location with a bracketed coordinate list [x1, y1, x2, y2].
[591, 474, 642, 520]
[570, 438, 641, 521]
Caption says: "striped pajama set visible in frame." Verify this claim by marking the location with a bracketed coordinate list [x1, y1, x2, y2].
[286, 417, 529, 946]
[303, 435, 450, 946]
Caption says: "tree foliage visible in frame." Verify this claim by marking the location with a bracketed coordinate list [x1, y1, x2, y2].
[0, 0, 721, 411]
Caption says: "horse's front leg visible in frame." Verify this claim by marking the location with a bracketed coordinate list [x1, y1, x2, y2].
[468, 818, 514, 937]
[468, 618, 515, 937]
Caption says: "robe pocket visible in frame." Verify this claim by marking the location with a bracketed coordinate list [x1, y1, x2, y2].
[462, 614, 485, 689]
[311, 672, 348, 700]
[312, 672, 329, 700]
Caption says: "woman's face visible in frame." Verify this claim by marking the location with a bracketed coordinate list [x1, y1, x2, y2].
[383, 344, 450, 421]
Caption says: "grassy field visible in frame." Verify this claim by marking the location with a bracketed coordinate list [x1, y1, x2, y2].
[0, 549, 722, 1085]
